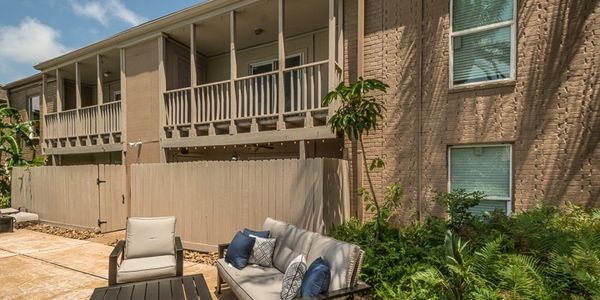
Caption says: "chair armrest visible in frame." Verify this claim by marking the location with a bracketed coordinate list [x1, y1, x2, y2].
[108, 240, 125, 286]
[298, 282, 372, 300]
[218, 243, 230, 259]
[175, 236, 183, 276]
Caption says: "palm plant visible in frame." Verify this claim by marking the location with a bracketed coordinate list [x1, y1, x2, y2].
[0, 105, 44, 207]
[323, 78, 392, 237]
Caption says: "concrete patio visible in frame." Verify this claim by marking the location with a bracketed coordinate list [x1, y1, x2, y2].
[0, 229, 226, 300]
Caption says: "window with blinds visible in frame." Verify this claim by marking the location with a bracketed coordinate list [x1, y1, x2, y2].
[450, 0, 516, 87]
[449, 145, 512, 215]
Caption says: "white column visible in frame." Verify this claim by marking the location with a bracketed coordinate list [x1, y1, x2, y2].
[97, 55, 104, 105]
[327, 0, 337, 118]
[158, 34, 168, 162]
[56, 69, 63, 112]
[41, 73, 47, 152]
[229, 11, 239, 134]
[75, 62, 82, 109]
[190, 24, 198, 135]
[277, 0, 286, 130]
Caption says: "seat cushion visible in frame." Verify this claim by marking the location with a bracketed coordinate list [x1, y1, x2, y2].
[272, 226, 315, 273]
[217, 258, 284, 300]
[117, 255, 176, 284]
[125, 216, 176, 259]
[306, 234, 361, 291]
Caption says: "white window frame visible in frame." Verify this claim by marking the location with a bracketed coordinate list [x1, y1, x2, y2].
[248, 52, 304, 75]
[449, 0, 517, 88]
[27, 95, 41, 139]
[447, 144, 513, 215]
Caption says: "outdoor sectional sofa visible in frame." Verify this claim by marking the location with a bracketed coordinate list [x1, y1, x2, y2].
[217, 218, 371, 299]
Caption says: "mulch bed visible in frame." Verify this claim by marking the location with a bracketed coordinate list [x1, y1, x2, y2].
[16, 221, 219, 265]
[16, 221, 100, 240]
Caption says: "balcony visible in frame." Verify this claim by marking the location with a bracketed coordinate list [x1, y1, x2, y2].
[162, 61, 342, 147]
[43, 101, 122, 154]
[159, 0, 343, 148]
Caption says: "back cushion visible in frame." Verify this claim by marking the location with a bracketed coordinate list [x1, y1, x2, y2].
[125, 216, 176, 259]
[262, 217, 289, 238]
[306, 234, 361, 291]
[272, 226, 315, 272]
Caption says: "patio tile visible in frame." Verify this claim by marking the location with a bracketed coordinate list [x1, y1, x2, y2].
[0, 255, 105, 300]
[0, 249, 17, 259]
[0, 230, 86, 255]
[27, 242, 113, 279]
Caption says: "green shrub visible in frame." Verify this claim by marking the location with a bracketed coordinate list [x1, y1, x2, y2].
[330, 192, 600, 299]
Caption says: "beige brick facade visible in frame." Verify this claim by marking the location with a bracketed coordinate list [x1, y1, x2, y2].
[345, 0, 600, 223]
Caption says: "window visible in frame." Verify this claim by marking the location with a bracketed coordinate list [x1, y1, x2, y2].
[27, 95, 40, 121]
[448, 144, 512, 215]
[450, 0, 516, 87]
[249, 54, 304, 112]
[27, 95, 40, 138]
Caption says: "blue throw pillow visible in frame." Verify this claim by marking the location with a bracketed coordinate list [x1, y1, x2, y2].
[301, 257, 331, 297]
[225, 231, 256, 269]
[243, 228, 270, 238]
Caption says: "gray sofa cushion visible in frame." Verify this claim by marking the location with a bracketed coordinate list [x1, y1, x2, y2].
[117, 255, 176, 284]
[125, 216, 176, 259]
[272, 226, 316, 273]
[306, 234, 361, 291]
[217, 258, 283, 300]
[262, 217, 289, 238]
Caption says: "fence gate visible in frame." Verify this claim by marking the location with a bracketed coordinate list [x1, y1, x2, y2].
[97, 165, 127, 232]
[11, 164, 127, 232]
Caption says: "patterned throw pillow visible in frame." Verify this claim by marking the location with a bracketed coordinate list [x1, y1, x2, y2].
[248, 236, 276, 267]
[280, 255, 307, 300]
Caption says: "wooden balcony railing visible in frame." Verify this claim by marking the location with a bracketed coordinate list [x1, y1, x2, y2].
[43, 101, 122, 152]
[162, 60, 337, 142]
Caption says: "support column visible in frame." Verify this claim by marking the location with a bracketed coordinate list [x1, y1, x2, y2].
[120, 48, 127, 156]
[229, 11, 239, 134]
[75, 62, 82, 109]
[56, 69, 63, 112]
[337, 0, 344, 73]
[158, 34, 168, 162]
[276, 0, 286, 130]
[327, 0, 337, 119]
[97, 55, 104, 105]
[190, 24, 198, 136]
[41, 73, 47, 152]
[299, 140, 306, 159]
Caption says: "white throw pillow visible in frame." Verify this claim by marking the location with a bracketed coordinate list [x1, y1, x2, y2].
[280, 254, 307, 300]
[248, 236, 276, 267]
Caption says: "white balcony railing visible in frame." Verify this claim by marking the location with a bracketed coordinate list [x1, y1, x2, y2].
[43, 101, 122, 145]
[162, 60, 336, 139]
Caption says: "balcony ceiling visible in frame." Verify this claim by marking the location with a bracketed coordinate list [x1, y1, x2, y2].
[167, 0, 330, 57]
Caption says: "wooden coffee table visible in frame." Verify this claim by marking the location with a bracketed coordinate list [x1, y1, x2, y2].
[90, 274, 212, 300]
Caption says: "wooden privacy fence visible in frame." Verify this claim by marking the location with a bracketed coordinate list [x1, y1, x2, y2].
[131, 158, 350, 251]
[11, 165, 127, 232]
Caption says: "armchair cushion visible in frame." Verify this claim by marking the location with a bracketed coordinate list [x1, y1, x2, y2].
[125, 216, 176, 259]
[306, 234, 361, 291]
[116, 255, 176, 284]
[272, 226, 315, 272]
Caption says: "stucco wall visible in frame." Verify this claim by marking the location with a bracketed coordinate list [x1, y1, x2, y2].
[345, 0, 600, 223]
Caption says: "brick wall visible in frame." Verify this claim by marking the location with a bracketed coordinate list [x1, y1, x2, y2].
[7, 84, 43, 160]
[348, 0, 600, 223]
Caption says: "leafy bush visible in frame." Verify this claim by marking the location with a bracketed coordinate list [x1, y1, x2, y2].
[330, 191, 600, 299]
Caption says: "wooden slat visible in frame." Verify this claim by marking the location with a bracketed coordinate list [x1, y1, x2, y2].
[182, 276, 197, 299]
[131, 284, 146, 299]
[103, 288, 120, 300]
[194, 275, 212, 300]
[116, 285, 134, 300]
[158, 279, 171, 300]
[90, 288, 108, 300]
[145, 281, 159, 300]
[170, 278, 185, 300]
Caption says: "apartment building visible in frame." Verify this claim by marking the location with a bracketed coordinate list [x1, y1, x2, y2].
[5, 0, 599, 220]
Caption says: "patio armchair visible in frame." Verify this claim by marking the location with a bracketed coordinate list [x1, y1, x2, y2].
[108, 216, 183, 286]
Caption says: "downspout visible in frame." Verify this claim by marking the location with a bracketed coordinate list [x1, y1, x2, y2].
[416, 0, 424, 223]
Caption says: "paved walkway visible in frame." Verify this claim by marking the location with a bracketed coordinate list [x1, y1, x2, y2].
[0, 229, 227, 300]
